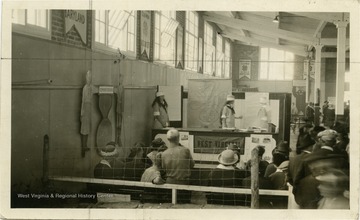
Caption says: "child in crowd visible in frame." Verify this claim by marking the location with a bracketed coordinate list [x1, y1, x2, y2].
[141, 152, 165, 184]
[140, 152, 167, 203]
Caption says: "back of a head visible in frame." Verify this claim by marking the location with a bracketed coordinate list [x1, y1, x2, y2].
[167, 129, 179, 144]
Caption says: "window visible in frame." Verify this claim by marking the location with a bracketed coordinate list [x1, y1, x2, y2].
[259, 48, 294, 80]
[216, 34, 224, 77]
[154, 11, 177, 66]
[224, 40, 231, 78]
[94, 10, 136, 56]
[185, 11, 198, 71]
[204, 22, 214, 75]
[12, 9, 51, 39]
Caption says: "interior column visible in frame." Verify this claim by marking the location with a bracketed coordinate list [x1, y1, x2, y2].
[334, 20, 349, 119]
[314, 44, 323, 126]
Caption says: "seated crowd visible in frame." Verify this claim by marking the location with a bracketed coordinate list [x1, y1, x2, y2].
[93, 123, 350, 209]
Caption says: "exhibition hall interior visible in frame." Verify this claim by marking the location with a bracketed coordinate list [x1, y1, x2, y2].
[9, 9, 355, 212]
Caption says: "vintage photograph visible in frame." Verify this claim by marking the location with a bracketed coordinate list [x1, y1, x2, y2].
[1, 0, 359, 219]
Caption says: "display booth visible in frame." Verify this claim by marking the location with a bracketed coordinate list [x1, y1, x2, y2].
[152, 79, 291, 168]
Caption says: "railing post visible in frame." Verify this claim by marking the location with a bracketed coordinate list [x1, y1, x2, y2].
[171, 189, 177, 204]
[251, 147, 259, 209]
[42, 135, 49, 186]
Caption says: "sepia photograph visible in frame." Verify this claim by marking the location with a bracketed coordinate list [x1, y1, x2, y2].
[1, 0, 359, 219]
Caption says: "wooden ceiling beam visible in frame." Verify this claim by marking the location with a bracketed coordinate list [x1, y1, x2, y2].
[203, 12, 315, 45]
[288, 12, 349, 23]
[223, 33, 308, 56]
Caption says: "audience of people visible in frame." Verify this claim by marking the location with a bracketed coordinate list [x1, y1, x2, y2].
[92, 121, 350, 209]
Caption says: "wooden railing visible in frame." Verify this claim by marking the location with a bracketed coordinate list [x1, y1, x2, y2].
[49, 175, 289, 206]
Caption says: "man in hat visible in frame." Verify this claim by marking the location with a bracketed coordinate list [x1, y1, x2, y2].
[220, 94, 242, 129]
[152, 91, 170, 129]
[264, 141, 290, 178]
[161, 129, 194, 203]
[316, 168, 349, 209]
[207, 149, 249, 206]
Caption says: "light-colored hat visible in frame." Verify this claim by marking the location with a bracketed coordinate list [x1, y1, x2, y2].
[99, 142, 119, 158]
[317, 129, 338, 142]
[277, 160, 289, 171]
[217, 149, 239, 165]
[156, 91, 164, 97]
[226, 95, 235, 101]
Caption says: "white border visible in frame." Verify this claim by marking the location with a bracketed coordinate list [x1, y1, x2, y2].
[1, 0, 360, 219]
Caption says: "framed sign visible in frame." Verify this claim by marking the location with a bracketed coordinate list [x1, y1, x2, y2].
[176, 25, 184, 69]
[239, 59, 251, 79]
[64, 10, 87, 44]
[140, 11, 151, 60]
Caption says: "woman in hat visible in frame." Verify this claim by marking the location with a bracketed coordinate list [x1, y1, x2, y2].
[220, 94, 242, 129]
[207, 149, 248, 206]
[152, 91, 170, 129]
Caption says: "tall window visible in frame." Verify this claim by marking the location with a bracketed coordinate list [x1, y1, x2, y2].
[12, 9, 51, 39]
[204, 22, 214, 75]
[154, 11, 177, 66]
[216, 34, 224, 77]
[224, 40, 231, 78]
[259, 48, 294, 80]
[94, 10, 136, 55]
[185, 11, 198, 71]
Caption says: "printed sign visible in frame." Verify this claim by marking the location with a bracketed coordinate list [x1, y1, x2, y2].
[194, 135, 245, 154]
[64, 10, 87, 44]
[176, 25, 184, 69]
[239, 60, 251, 79]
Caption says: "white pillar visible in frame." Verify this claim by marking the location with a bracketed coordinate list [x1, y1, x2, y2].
[314, 44, 323, 104]
[334, 21, 348, 116]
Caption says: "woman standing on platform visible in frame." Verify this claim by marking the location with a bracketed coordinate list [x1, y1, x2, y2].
[152, 91, 170, 129]
[220, 95, 242, 129]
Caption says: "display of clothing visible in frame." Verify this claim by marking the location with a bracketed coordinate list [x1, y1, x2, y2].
[153, 102, 170, 129]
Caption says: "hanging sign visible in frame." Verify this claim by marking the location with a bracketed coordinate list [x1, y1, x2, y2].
[239, 59, 251, 79]
[303, 59, 315, 79]
[140, 11, 151, 60]
[176, 25, 184, 69]
[64, 10, 87, 44]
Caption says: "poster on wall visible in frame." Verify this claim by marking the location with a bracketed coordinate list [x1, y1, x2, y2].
[176, 25, 184, 69]
[239, 59, 251, 79]
[140, 11, 151, 60]
[64, 10, 87, 44]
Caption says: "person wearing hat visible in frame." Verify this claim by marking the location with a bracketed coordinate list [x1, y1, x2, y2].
[140, 152, 168, 203]
[220, 94, 242, 129]
[322, 100, 329, 124]
[207, 149, 249, 206]
[144, 137, 168, 168]
[316, 168, 349, 209]
[94, 141, 119, 179]
[264, 141, 290, 178]
[152, 91, 170, 129]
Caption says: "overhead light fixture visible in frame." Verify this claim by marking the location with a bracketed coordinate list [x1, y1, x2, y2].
[273, 15, 279, 23]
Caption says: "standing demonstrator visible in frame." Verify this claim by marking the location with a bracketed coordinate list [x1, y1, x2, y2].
[220, 95, 242, 129]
